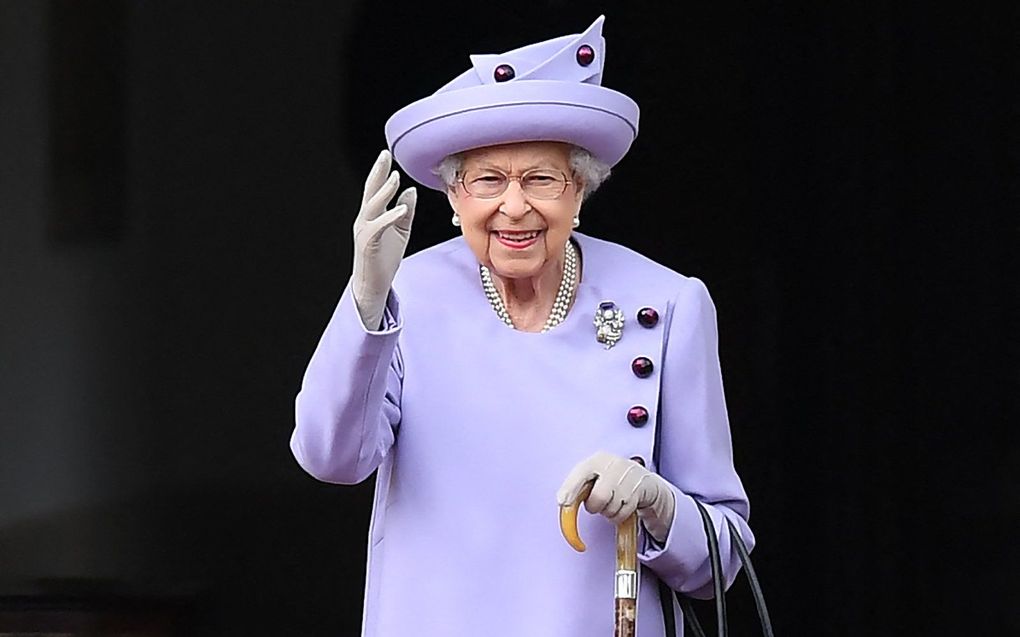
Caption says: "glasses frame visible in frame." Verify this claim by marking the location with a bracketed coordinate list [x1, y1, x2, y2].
[457, 168, 574, 200]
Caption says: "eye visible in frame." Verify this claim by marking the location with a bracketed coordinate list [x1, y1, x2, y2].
[523, 172, 561, 184]
[469, 174, 504, 186]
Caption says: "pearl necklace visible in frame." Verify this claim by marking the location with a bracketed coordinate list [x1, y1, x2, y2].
[480, 240, 579, 332]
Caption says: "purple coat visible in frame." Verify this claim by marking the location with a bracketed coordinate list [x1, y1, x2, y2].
[291, 232, 753, 636]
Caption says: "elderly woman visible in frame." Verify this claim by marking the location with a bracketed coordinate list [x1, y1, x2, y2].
[291, 16, 753, 637]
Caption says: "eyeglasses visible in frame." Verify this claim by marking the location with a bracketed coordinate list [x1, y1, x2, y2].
[458, 168, 572, 200]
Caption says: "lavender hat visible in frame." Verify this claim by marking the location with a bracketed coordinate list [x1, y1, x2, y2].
[385, 16, 640, 191]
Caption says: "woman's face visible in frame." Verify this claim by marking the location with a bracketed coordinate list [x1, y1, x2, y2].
[448, 141, 583, 281]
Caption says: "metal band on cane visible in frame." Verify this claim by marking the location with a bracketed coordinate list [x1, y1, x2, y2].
[615, 569, 638, 599]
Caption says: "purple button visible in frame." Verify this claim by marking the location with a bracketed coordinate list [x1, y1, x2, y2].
[627, 406, 649, 428]
[632, 356, 654, 378]
[637, 307, 659, 328]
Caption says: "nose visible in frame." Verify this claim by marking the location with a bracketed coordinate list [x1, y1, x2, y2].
[498, 181, 532, 219]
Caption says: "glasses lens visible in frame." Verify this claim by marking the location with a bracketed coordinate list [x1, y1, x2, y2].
[462, 170, 507, 198]
[521, 171, 567, 199]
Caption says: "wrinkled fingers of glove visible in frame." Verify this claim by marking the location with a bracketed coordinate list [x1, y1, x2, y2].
[558, 451, 655, 525]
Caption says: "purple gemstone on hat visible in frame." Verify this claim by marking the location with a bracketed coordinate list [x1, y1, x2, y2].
[576, 44, 596, 67]
[493, 64, 516, 82]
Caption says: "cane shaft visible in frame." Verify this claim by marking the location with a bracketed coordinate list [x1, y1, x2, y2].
[614, 599, 636, 637]
[614, 513, 638, 637]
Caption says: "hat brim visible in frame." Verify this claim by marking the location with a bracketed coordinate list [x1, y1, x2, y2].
[385, 80, 639, 191]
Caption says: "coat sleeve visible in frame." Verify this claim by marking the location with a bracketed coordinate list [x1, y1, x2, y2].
[637, 277, 755, 599]
[290, 281, 403, 484]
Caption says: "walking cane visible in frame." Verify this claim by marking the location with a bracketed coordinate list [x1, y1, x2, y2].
[560, 480, 639, 637]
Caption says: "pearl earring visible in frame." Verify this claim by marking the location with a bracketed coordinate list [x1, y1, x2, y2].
[452, 213, 461, 227]
[572, 215, 580, 228]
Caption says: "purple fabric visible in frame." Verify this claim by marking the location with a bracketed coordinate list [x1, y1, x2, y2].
[291, 232, 754, 636]
[384, 16, 639, 191]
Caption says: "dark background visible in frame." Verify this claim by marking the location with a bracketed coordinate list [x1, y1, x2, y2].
[1, 1, 1016, 635]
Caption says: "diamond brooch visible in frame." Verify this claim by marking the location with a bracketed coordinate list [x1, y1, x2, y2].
[594, 300, 625, 349]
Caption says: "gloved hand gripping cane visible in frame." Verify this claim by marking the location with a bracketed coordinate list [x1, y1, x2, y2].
[557, 453, 677, 637]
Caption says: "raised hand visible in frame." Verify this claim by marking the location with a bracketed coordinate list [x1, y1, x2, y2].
[351, 150, 417, 329]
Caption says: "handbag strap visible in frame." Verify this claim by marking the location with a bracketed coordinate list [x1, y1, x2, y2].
[651, 393, 773, 635]
[687, 498, 728, 637]
[657, 579, 680, 636]
[659, 578, 715, 637]
[724, 516, 774, 637]
[668, 499, 774, 637]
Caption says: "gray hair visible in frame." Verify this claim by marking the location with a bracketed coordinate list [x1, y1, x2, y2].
[433, 145, 612, 200]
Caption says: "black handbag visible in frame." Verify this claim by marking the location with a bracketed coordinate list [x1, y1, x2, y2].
[653, 498, 774, 637]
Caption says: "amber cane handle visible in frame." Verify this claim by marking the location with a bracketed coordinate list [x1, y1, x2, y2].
[560, 480, 595, 552]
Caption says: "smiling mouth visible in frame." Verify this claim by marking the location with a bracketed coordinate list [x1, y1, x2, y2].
[492, 229, 543, 249]
[494, 229, 542, 241]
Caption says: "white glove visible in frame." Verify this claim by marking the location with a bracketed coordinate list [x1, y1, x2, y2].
[556, 451, 677, 544]
[351, 150, 417, 330]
